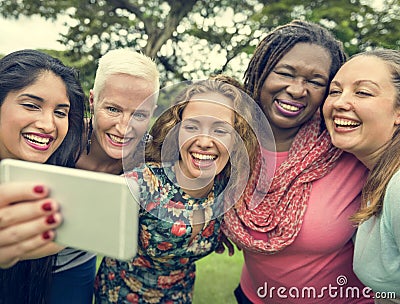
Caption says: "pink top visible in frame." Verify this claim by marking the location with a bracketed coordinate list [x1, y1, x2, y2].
[240, 151, 373, 303]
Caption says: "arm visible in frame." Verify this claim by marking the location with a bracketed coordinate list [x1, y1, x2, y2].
[215, 229, 237, 256]
[0, 182, 62, 268]
[384, 171, 400, 250]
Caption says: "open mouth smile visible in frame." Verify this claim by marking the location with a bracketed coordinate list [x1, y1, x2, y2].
[275, 100, 305, 116]
[334, 118, 361, 129]
[107, 133, 134, 146]
[190, 152, 217, 169]
[23, 133, 54, 150]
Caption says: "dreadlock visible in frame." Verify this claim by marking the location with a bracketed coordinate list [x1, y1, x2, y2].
[244, 20, 346, 104]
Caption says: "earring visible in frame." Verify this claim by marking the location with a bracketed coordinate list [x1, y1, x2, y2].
[86, 116, 93, 155]
[141, 132, 153, 144]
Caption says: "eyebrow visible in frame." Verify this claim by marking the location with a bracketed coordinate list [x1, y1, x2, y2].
[330, 79, 380, 88]
[355, 80, 380, 88]
[103, 101, 149, 113]
[183, 117, 232, 126]
[19, 93, 70, 108]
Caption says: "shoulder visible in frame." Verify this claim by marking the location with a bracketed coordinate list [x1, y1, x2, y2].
[383, 170, 400, 216]
[386, 169, 400, 192]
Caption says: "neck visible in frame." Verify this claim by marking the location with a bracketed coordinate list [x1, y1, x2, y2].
[354, 144, 389, 171]
[272, 127, 301, 152]
[356, 154, 378, 171]
[76, 135, 122, 175]
[174, 161, 214, 198]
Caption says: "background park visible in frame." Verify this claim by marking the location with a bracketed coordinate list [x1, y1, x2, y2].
[0, 0, 399, 302]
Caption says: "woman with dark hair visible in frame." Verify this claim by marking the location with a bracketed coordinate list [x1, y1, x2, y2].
[0, 49, 85, 304]
[223, 20, 372, 303]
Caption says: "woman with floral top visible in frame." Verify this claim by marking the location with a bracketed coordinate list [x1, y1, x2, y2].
[94, 77, 267, 303]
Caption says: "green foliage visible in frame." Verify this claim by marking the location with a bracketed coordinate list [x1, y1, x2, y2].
[1, 0, 398, 97]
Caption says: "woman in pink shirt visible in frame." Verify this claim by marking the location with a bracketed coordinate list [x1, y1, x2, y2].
[223, 20, 373, 303]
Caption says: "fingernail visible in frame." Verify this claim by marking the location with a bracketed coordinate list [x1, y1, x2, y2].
[41, 202, 52, 212]
[33, 185, 44, 194]
[42, 231, 51, 240]
[46, 215, 56, 224]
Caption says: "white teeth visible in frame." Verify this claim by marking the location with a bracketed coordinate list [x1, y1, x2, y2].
[334, 118, 361, 127]
[23, 134, 50, 145]
[191, 153, 216, 160]
[278, 101, 300, 112]
[109, 134, 129, 144]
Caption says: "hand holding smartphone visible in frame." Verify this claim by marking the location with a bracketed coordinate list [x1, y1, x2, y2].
[0, 159, 140, 260]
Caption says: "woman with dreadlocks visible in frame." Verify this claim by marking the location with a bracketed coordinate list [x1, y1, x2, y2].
[223, 20, 373, 303]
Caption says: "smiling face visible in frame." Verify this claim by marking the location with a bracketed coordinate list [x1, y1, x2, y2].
[178, 92, 234, 187]
[323, 55, 400, 168]
[92, 73, 156, 160]
[259, 43, 331, 146]
[0, 71, 70, 163]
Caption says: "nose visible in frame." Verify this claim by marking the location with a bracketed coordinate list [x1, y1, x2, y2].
[331, 92, 354, 111]
[115, 114, 131, 134]
[35, 111, 56, 133]
[195, 134, 214, 149]
[286, 78, 307, 99]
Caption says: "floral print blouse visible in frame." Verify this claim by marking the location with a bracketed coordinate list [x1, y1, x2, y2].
[94, 162, 226, 304]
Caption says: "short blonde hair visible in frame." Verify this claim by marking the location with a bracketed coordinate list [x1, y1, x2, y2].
[92, 48, 159, 103]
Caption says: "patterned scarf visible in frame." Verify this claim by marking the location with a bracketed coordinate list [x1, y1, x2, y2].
[222, 115, 342, 253]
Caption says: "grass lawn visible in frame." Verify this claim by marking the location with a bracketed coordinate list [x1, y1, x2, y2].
[96, 250, 244, 303]
[193, 251, 243, 304]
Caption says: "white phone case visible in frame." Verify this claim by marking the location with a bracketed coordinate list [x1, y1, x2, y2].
[0, 158, 139, 260]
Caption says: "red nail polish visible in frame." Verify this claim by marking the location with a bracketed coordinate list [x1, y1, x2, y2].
[42, 202, 52, 212]
[46, 215, 56, 224]
[33, 185, 44, 194]
[42, 231, 51, 240]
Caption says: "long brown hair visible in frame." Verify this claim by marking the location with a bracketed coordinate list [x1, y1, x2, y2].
[145, 78, 260, 179]
[351, 49, 400, 224]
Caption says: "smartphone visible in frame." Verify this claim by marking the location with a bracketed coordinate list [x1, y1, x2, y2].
[0, 158, 140, 260]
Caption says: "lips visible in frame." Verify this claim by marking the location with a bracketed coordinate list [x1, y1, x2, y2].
[23, 132, 54, 151]
[191, 152, 217, 169]
[333, 117, 361, 129]
[275, 99, 305, 117]
[107, 133, 134, 146]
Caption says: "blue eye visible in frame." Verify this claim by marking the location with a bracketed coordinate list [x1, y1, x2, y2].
[132, 112, 148, 121]
[183, 124, 198, 132]
[214, 128, 229, 135]
[107, 106, 119, 113]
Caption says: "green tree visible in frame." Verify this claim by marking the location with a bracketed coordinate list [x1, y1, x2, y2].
[1, 0, 398, 90]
